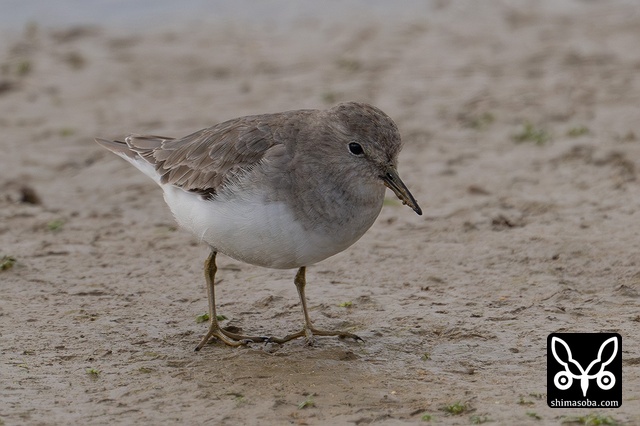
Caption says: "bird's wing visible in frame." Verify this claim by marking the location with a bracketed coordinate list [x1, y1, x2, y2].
[124, 115, 282, 197]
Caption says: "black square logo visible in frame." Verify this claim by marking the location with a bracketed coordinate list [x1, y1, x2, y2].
[547, 333, 622, 408]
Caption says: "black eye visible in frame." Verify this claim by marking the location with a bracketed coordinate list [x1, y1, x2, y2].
[348, 142, 364, 156]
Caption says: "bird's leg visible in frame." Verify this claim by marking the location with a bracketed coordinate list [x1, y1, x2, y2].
[270, 267, 363, 345]
[194, 251, 267, 350]
[195, 251, 242, 350]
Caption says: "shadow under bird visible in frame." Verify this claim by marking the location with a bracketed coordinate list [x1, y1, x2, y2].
[95, 102, 422, 350]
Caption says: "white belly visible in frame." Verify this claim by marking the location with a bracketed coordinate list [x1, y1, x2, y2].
[162, 185, 378, 269]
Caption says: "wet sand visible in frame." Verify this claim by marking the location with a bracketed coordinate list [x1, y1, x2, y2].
[1, 1, 639, 424]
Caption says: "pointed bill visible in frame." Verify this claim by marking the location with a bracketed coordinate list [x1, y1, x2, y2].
[381, 166, 422, 215]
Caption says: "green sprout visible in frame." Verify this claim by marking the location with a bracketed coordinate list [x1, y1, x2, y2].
[47, 219, 65, 232]
[512, 122, 550, 145]
[567, 126, 589, 138]
[561, 413, 618, 425]
[470, 415, 490, 424]
[195, 313, 227, 323]
[1, 255, 16, 271]
[86, 367, 100, 377]
[443, 401, 468, 415]
[526, 412, 542, 420]
[298, 395, 316, 409]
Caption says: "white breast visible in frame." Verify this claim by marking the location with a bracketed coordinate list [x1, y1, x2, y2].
[162, 185, 379, 269]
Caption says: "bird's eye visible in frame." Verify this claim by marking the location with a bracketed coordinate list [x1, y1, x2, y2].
[348, 142, 364, 156]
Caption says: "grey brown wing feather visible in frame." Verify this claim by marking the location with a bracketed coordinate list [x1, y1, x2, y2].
[124, 117, 280, 197]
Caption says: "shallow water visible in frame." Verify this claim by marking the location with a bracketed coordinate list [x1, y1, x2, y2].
[1, 0, 435, 30]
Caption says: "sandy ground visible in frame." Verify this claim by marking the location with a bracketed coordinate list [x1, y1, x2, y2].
[2, 1, 640, 424]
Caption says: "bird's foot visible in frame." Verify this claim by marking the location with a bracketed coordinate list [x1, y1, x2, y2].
[194, 325, 269, 351]
[221, 327, 270, 344]
[269, 326, 363, 345]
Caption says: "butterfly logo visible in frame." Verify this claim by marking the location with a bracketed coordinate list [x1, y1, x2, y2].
[551, 336, 618, 397]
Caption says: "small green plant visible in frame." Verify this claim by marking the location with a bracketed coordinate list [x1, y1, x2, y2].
[298, 395, 315, 409]
[421, 413, 433, 422]
[195, 313, 227, 323]
[470, 415, 490, 424]
[526, 412, 542, 420]
[1, 255, 16, 271]
[47, 219, 65, 232]
[561, 413, 618, 425]
[86, 367, 100, 377]
[421, 353, 431, 361]
[443, 401, 468, 415]
[338, 301, 353, 308]
[59, 127, 76, 137]
[512, 122, 551, 145]
[470, 112, 495, 130]
[517, 396, 534, 406]
[17, 60, 32, 76]
[567, 126, 589, 137]
[224, 392, 247, 406]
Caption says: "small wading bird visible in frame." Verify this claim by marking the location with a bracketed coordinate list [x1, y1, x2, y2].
[96, 102, 422, 350]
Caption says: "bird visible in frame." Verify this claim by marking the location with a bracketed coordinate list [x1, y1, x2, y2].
[95, 101, 422, 350]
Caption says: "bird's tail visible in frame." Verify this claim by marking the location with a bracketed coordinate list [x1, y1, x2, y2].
[95, 137, 161, 184]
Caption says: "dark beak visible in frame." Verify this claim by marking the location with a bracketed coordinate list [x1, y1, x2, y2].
[381, 166, 422, 215]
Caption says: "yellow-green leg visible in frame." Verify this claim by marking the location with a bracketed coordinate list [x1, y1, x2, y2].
[194, 251, 268, 351]
[270, 267, 363, 345]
